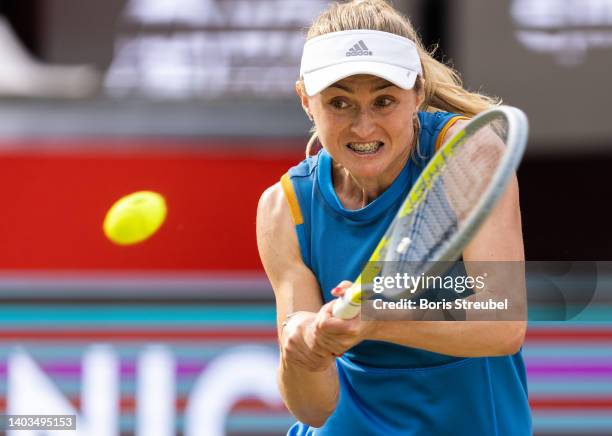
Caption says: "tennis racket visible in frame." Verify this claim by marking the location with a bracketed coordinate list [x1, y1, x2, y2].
[332, 105, 528, 319]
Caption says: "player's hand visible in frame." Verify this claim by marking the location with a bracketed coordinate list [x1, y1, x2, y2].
[307, 281, 376, 356]
[280, 311, 336, 372]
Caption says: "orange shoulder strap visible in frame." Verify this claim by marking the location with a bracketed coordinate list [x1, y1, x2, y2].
[280, 173, 304, 226]
[435, 116, 470, 152]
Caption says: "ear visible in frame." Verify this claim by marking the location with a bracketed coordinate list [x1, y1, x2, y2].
[295, 81, 313, 120]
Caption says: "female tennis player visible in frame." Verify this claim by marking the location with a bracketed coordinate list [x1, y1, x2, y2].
[256, 1, 531, 434]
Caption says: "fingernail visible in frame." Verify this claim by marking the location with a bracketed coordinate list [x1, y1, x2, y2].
[332, 287, 342, 294]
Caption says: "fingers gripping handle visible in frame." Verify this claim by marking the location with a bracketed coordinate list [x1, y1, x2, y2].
[332, 284, 362, 319]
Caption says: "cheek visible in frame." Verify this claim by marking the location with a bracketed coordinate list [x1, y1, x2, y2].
[389, 107, 417, 141]
[316, 114, 349, 142]
[386, 117, 414, 144]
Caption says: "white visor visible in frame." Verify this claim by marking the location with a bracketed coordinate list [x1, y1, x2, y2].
[300, 30, 422, 96]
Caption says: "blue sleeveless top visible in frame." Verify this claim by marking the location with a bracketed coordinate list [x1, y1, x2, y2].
[283, 111, 532, 435]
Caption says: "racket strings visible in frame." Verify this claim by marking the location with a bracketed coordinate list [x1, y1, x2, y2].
[381, 173, 458, 279]
[443, 124, 507, 222]
[400, 174, 457, 262]
[383, 118, 509, 277]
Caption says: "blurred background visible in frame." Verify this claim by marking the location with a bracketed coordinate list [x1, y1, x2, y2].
[0, 0, 610, 435]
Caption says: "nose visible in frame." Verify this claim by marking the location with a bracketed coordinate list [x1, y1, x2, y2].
[351, 109, 377, 139]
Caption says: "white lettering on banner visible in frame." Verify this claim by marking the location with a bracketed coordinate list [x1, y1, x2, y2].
[8, 346, 119, 436]
[136, 346, 175, 436]
[6, 346, 281, 435]
[185, 347, 282, 436]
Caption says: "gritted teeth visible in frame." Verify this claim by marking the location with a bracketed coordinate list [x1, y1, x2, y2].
[347, 141, 384, 153]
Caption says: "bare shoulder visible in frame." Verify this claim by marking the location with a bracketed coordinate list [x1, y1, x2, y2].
[257, 182, 290, 238]
[256, 182, 298, 272]
[442, 117, 470, 145]
[256, 182, 323, 316]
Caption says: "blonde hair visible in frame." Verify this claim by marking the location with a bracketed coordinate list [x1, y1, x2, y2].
[300, 0, 500, 157]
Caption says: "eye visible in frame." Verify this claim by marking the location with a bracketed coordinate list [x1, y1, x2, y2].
[329, 98, 350, 110]
[374, 96, 395, 108]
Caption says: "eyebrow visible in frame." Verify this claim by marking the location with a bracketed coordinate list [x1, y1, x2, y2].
[329, 82, 396, 93]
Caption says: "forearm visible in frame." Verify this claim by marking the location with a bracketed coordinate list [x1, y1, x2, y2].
[364, 259, 527, 357]
[278, 358, 339, 427]
[367, 320, 526, 357]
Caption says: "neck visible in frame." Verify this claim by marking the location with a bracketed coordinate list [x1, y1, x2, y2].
[332, 148, 410, 210]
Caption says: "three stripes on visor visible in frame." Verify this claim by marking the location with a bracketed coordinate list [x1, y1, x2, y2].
[346, 40, 372, 56]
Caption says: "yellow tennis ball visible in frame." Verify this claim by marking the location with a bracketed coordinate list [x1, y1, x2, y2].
[103, 191, 167, 245]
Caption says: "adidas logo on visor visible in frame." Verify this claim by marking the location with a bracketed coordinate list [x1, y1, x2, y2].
[346, 40, 373, 57]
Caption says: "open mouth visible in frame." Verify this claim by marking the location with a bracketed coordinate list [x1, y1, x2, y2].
[346, 141, 384, 155]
